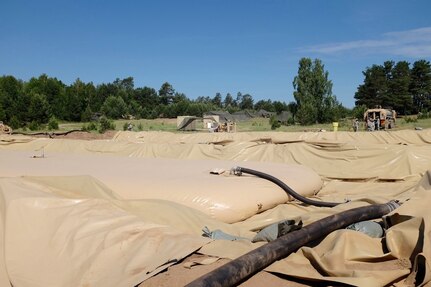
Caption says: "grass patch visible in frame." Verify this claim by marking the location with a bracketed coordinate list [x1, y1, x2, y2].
[16, 116, 431, 133]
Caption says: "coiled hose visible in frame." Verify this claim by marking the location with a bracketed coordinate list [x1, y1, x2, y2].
[231, 166, 341, 207]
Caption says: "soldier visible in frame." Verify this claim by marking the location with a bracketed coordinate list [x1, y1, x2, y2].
[352, 118, 359, 132]
[375, 117, 380, 131]
[367, 117, 374, 131]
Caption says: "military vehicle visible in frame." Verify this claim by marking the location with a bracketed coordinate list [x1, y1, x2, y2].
[363, 108, 396, 130]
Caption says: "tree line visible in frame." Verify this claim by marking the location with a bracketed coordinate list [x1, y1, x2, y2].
[1, 58, 429, 130]
[0, 57, 345, 129]
[0, 74, 294, 129]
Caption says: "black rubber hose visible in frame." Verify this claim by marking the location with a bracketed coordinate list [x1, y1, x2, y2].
[231, 166, 341, 207]
[186, 200, 400, 287]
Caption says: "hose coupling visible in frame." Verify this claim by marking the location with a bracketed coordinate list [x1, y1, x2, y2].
[387, 200, 401, 212]
[230, 166, 243, 176]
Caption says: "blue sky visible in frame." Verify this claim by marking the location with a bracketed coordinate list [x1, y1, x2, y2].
[1, 0, 431, 108]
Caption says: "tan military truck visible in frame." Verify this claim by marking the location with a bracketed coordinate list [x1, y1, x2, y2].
[363, 108, 396, 130]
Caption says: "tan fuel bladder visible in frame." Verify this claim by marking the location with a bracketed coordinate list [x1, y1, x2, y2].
[1, 130, 431, 286]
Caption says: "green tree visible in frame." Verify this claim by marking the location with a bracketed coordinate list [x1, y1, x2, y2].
[269, 115, 281, 130]
[81, 81, 97, 114]
[0, 101, 5, 121]
[239, 94, 254, 110]
[98, 116, 116, 133]
[65, 78, 91, 121]
[173, 92, 188, 104]
[212, 93, 222, 108]
[352, 104, 367, 120]
[128, 100, 143, 118]
[114, 77, 134, 91]
[28, 93, 50, 124]
[0, 75, 26, 123]
[382, 61, 395, 105]
[174, 100, 190, 116]
[94, 83, 118, 112]
[293, 58, 335, 124]
[295, 101, 316, 125]
[159, 82, 175, 105]
[9, 116, 20, 129]
[134, 86, 159, 118]
[186, 102, 207, 117]
[157, 94, 192, 118]
[254, 99, 275, 112]
[25, 74, 66, 119]
[48, 116, 59, 130]
[293, 58, 316, 125]
[410, 60, 431, 112]
[389, 61, 413, 114]
[114, 77, 134, 104]
[273, 101, 288, 114]
[321, 95, 343, 122]
[354, 64, 389, 108]
[287, 102, 298, 121]
[223, 93, 234, 108]
[81, 105, 93, 122]
[101, 95, 128, 119]
[234, 92, 242, 107]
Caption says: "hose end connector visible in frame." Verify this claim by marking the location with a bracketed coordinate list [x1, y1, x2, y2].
[230, 166, 243, 176]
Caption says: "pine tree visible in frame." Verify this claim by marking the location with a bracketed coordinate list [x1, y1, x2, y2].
[410, 60, 431, 112]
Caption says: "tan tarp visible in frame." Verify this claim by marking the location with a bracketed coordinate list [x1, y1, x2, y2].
[0, 151, 322, 223]
[0, 176, 213, 287]
[1, 130, 431, 286]
[3, 130, 431, 182]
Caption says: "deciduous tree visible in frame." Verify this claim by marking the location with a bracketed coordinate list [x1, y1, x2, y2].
[101, 95, 128, 119]
[28, 93, 50, 124]
[293, 58, 337, 124]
